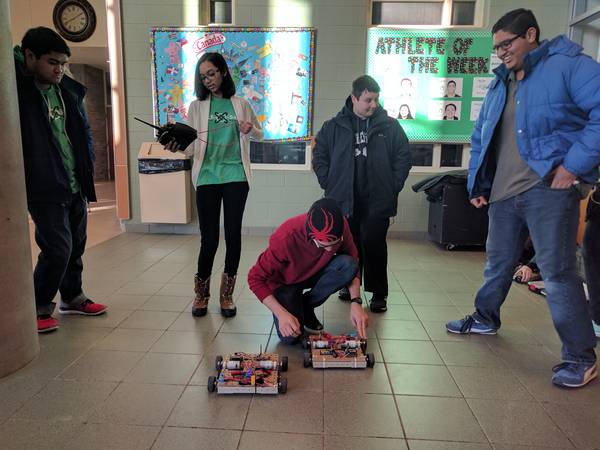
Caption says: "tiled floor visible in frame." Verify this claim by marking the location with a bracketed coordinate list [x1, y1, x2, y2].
[4, 226, 600, 448]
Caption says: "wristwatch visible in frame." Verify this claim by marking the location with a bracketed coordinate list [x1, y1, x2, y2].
[350, 297, 363, 305]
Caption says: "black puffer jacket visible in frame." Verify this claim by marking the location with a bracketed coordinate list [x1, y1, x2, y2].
[14, 48, 96, 203]
[312, 96, 411, 217]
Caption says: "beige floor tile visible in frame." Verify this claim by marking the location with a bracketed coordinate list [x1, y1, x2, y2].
[102, 293, 152, 310]
[406, 292, 453, 306]
[60, 308, 134, 329]
[387, 363, 462, 397]
[0, 418, 81, 450]
[421, 320, 482, 342]
[467, 399, 574, 448]
[380, 340, 443, 365]
[434, 341, 506, 368]
[134, 270, 178, 283]
[324, 436, 407, 450]
[399, 280, 447, 293]
[167, 385, 251, 429]
[263, 343, 323, 393]
[245, 390, 323, 433]
[412, 305, 462, 322]
[58, 349, 144, 382]
[157, 283, 195, 297]
[153, 427, 241, 450]
[125, 353, 201, 384]
[448, 366, 534, 401]
[234, 300, 273, 316]
[219, 315, 275, 334]
[408, 440, 491, 449]
[374, 319, 430, 340]
[541, 401, 600, 449]
[206, 333, 271, 355]
[374, 304, 420, 321]
[64, 423, 160, 450]
[397, 396, 487, 442]
[168, 311, 224, 333]
[14, 380, 117, 421]
[324, 362, 392, 394]
[37, 325, 112, 350]
[511, 369, 600, 404]
[118, 310, 180, 330]
[149, 330, 215, 354]
[90, 382, 184, 426]
[139, 295, 191, 312]
[324, 392, 403, 438]
[0, 375, 46, 420]
[386, 291, 410, 305]
[115, 282, 165, 296]
[93, 328, 164, 352]
[240, 431, 322, 450]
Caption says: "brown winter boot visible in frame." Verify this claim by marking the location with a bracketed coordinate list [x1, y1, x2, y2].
[219, 273, 237, 318]
[192, 275, 210, 317]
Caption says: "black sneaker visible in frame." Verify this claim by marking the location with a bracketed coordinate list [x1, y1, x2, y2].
[304, 309, 324, 334]
[370, 294, 388, 313]
[338, 287, 351, 301]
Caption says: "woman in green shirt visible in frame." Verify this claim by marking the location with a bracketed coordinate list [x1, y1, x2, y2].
[175, 52, 263, 318]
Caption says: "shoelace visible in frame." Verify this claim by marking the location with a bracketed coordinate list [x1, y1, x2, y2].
[459, 315, 476, 333]
[552, 362, 594, 373]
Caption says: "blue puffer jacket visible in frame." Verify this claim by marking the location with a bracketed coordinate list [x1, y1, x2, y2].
[468, 35, 600, 199]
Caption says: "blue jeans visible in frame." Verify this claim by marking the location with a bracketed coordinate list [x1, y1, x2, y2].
[473, 183, 596, 364]
[583, 189, 600, 324]
[272, 255, 358, 344]
[28, 193, 88, 316]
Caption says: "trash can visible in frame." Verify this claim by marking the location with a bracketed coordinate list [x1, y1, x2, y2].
[138, 142, 192, 223]
[412, 170, 488, 250]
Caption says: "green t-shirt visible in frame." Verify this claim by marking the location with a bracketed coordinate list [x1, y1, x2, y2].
[197, 97, 246, 186]
[41, 85, 80, 193]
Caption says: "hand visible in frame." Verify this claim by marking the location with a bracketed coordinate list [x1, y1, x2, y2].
[163, 138, 180, 152]
[239, 120, 253, 135]
[550, 165, 577, 189]
[276, 310, 302, 338]
[350, 302, 368, 339]
[514, 265, 534, 282]
[470, 196, 488, 208]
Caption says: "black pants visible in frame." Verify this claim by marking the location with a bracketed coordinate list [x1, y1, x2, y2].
[195, 181, 249, 278]
[347, 202, 390, 296]
[583, 188, 600, 323]
[28, 192, 88, 316]
[273, 255, 358, 344]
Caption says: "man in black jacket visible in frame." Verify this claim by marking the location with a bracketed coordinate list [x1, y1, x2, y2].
[312, 75, 412, 312]
[15, 27, 107, 333]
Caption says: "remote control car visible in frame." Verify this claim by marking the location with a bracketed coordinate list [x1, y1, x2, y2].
[208, 352, 288, 394]
[302, 333, 375, 369]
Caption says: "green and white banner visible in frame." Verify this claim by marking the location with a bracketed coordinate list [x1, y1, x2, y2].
[367, 28, 496, 142]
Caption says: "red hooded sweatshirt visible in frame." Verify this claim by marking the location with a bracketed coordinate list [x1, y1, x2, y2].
[247, 213, 359, 302]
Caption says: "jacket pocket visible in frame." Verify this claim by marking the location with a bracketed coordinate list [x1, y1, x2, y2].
[531, 133, 571, 161]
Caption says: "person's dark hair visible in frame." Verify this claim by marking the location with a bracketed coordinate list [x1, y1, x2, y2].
[445, 103, 457, 111]
[401, 78, 412, 85]
[21, 26, 70, 58]
[492, 9, 540, 43]
[447, 80, 456, 87]
[352, 75, 380, 98]
[194, 52, 236, 100]
[397, 104, 413, 120]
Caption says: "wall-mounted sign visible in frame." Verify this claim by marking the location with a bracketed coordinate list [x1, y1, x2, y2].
[151, 27, 315, 142]
[367, 28, 495, 142]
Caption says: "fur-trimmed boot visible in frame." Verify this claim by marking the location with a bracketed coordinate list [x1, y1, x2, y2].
[219, 273, 237, 318]
[192, 275, 210, 317]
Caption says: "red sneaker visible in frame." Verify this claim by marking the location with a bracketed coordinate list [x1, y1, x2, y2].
[37, 316, 59, 333]
[59, 299, 108, 316]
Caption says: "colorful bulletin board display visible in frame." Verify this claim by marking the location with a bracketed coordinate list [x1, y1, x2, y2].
[367, 28, 497, 143]
[151, 27, 316, 142]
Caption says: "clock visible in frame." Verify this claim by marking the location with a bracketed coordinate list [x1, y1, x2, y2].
[53, 0, 97, 43]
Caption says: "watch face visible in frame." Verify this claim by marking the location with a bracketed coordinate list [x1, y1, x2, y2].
[53, 0, 97, 42]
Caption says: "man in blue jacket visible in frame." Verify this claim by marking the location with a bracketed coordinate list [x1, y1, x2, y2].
[312, 75, 412, 313]
[446, 9, 599, 388]
[15, 27, 107, 333]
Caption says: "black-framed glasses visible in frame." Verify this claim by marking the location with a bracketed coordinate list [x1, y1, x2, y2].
[199, 69, 220, 82]
[492, 34, 524, 53]
[313, 236, 343, 249]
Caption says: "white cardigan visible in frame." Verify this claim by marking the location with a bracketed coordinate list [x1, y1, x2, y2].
[183, 95, 263, 188]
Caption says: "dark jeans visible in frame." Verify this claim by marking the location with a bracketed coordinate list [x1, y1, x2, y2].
[273, 255, 358, 344]
[195, 181, 249, 278]
[28, 192, 88, 316]
[583, 188, 600, 324]
[473, 183, 596, 364]
[347, 201, 390, 295]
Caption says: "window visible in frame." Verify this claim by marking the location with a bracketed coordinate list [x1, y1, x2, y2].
[410, 143, 434, 167]
[410, 143, 469, 172]
[570, 1, 600, 61]
[371, 0, 479, 26]
[210, 0, 232, 24]
[250, 141, 311, 170]
[440, 144, 464, 167]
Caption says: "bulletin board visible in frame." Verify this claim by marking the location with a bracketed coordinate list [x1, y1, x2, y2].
[367, 28, 496, 143]
[151, 27, 316, 142]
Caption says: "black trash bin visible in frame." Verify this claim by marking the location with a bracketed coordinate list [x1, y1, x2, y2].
[412, 170, 488, 250]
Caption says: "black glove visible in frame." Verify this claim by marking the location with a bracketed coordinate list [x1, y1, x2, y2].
[157, 122, 198, 150]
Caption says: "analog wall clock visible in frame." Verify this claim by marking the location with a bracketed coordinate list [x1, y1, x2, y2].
[53, 0, 97, 43]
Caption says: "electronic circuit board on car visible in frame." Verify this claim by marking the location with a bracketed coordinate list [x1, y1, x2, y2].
[302, 333, 375, 369]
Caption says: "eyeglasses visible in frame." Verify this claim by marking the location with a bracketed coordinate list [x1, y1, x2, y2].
[199, 69, 220, 82]
[313, 236, 343, 249]
[492, 34, 524, 53]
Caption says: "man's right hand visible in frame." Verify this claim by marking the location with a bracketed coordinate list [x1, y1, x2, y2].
[470, 196, 488, 208]
[276, 310, 302, 337]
